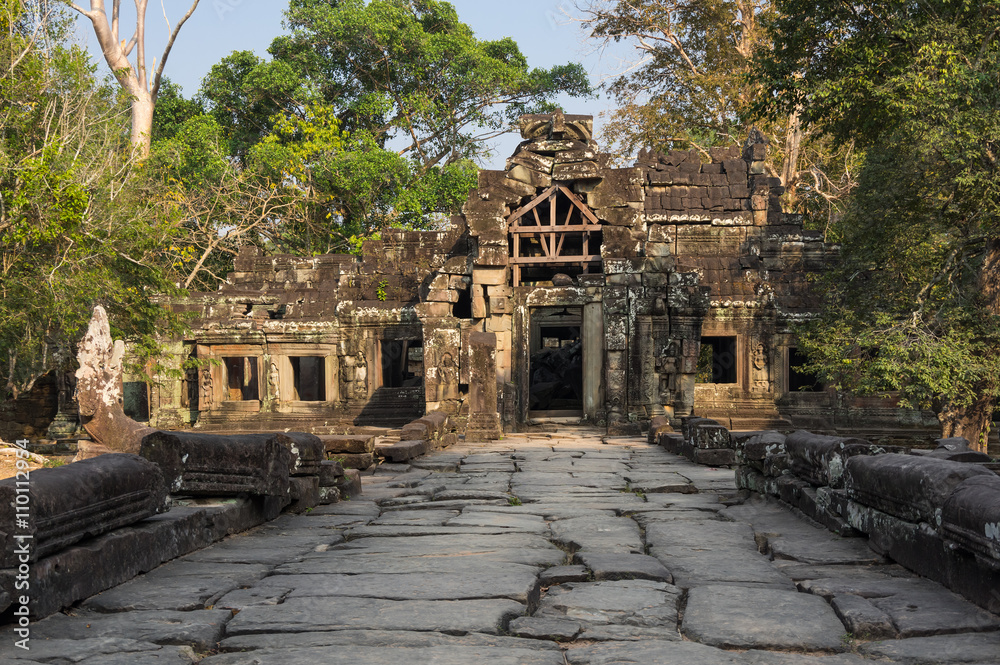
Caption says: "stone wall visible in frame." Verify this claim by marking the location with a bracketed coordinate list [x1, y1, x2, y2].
[127, 110, 941, 442]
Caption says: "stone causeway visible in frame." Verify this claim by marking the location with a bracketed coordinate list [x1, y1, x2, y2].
[3, 427, 999, 664]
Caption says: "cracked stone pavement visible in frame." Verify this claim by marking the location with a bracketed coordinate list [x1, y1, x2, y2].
[3, 427, 999, 664]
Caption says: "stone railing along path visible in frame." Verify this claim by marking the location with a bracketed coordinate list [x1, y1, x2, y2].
[3, 427, 999, 664]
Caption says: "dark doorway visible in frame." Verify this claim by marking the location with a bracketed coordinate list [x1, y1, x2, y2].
[529, 307, 583, 415]
[696, 337, 737, 384]
[381, 340, 423, 388]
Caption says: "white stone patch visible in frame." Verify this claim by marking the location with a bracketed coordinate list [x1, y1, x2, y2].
[986, 522, 1000, 543]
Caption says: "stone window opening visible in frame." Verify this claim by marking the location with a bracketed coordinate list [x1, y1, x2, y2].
[788, 347, 822, 392]
[123, 381, 150, 421]
[453, 289, 472, 318]
[381, 340, 423, 388]
[696, 337, 737, 384]
[223, 357, 260, 401]
[290, 357, 326, 402]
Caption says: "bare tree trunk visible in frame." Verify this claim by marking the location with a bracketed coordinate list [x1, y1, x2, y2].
[71, 0, 200, 157]
[780, 110, 803, 208]
[131, 93, 155, 152]
[938, 238, 1000, 453]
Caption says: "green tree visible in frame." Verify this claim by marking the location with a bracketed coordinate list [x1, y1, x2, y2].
[269, 0, 592, 171]
[1, 0, 183, 399]
[183, 0, 591, 255]
[573, 0, 857, 223]
[753, 0, 1000, 449]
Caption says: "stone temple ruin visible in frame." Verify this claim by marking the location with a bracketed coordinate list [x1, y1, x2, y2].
[2, 114, 999, 647]
[130, 111, 934, 444]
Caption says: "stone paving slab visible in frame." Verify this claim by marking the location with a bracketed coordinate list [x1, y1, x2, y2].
[276, 554, 550, 576]
[549, 514, 644, 553]
[576, 552, 673, 582]
[219, 629, 563, 651]
[565, 640, 741, 665]
[225, 597, 525, 635]
[738, 652, 874, 664]
[0, 637, 197, 663]
[259, 570, 541, 605]
[859, 631, 1000, 663]
[343, 524, 536, 538]
[798, 576, 1000, 636]
[26, 609, 231, 651]
[536, 579, 681, 628]
[682, 584, 847, 651]
[647, 521, 793, 588]
[206, 644, 565, 664]
[80, 561, 271, 612]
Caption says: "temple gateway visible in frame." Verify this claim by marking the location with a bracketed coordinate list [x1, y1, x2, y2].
[141, 112, 936, 441]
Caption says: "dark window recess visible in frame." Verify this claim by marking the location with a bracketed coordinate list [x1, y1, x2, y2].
[696, 337, 737, 384]
[224, 357, 260, 401]
[453, 289, 472, 318]
[290, 357, 326, 401]
[123, 381, 149, 422]
[381, 340, 423, 388]
[789, 347, 822, 392]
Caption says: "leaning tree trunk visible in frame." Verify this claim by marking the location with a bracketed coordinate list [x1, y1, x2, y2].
[938, 237, 1000, 453]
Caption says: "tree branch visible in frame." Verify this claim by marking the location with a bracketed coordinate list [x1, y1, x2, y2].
[151, 0, 200, 99]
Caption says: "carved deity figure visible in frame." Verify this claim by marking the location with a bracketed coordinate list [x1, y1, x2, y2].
[268, 361, 280, 401]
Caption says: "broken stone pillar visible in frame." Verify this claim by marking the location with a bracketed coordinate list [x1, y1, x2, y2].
[465, 331, 502, 442]
[74, 306, 155, 458]
[140, 431, 291, 497]
[0, 453, 168, 567]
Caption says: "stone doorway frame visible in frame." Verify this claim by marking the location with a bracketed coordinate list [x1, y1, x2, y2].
[513, 287, 604, 426]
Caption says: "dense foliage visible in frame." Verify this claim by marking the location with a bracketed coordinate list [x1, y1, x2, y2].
[753, 0, 1000, 448]
[574, 0, 857, 224]
[0, 0, 591, 401]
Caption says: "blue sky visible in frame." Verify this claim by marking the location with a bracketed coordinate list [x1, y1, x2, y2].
[75, 0, 632, 168]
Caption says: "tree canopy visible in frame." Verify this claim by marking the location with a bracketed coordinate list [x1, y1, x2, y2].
[752, 0, 1000, 448]
[1, 0, 185, 398]
[573, 0, 857, 226]
[1, 0, 593, 402]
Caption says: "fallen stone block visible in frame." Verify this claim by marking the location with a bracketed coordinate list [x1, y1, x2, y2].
[337, 469, 363, 499]
[287, 476, 320, 513]
[647, 415, 672, 445]
[0, 453, 168, 567]
[692, 448, 736, 466]
[734, 430, 786, 462]
[318, 460, 345, 486]
[332, 452, 375, 470]
[140, 431, 291, 497]
[844, 453, 994, 525]
[271, 432, 325, 476]
[785, 430, 881, 487]
[317, 434, 376, 455]
[376, 439, 429, 463]
[941, 474, 1000, 561]
[681, 417, 731, 450]
[831, 593, 897, 639]
[318, 486, 341, 504]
